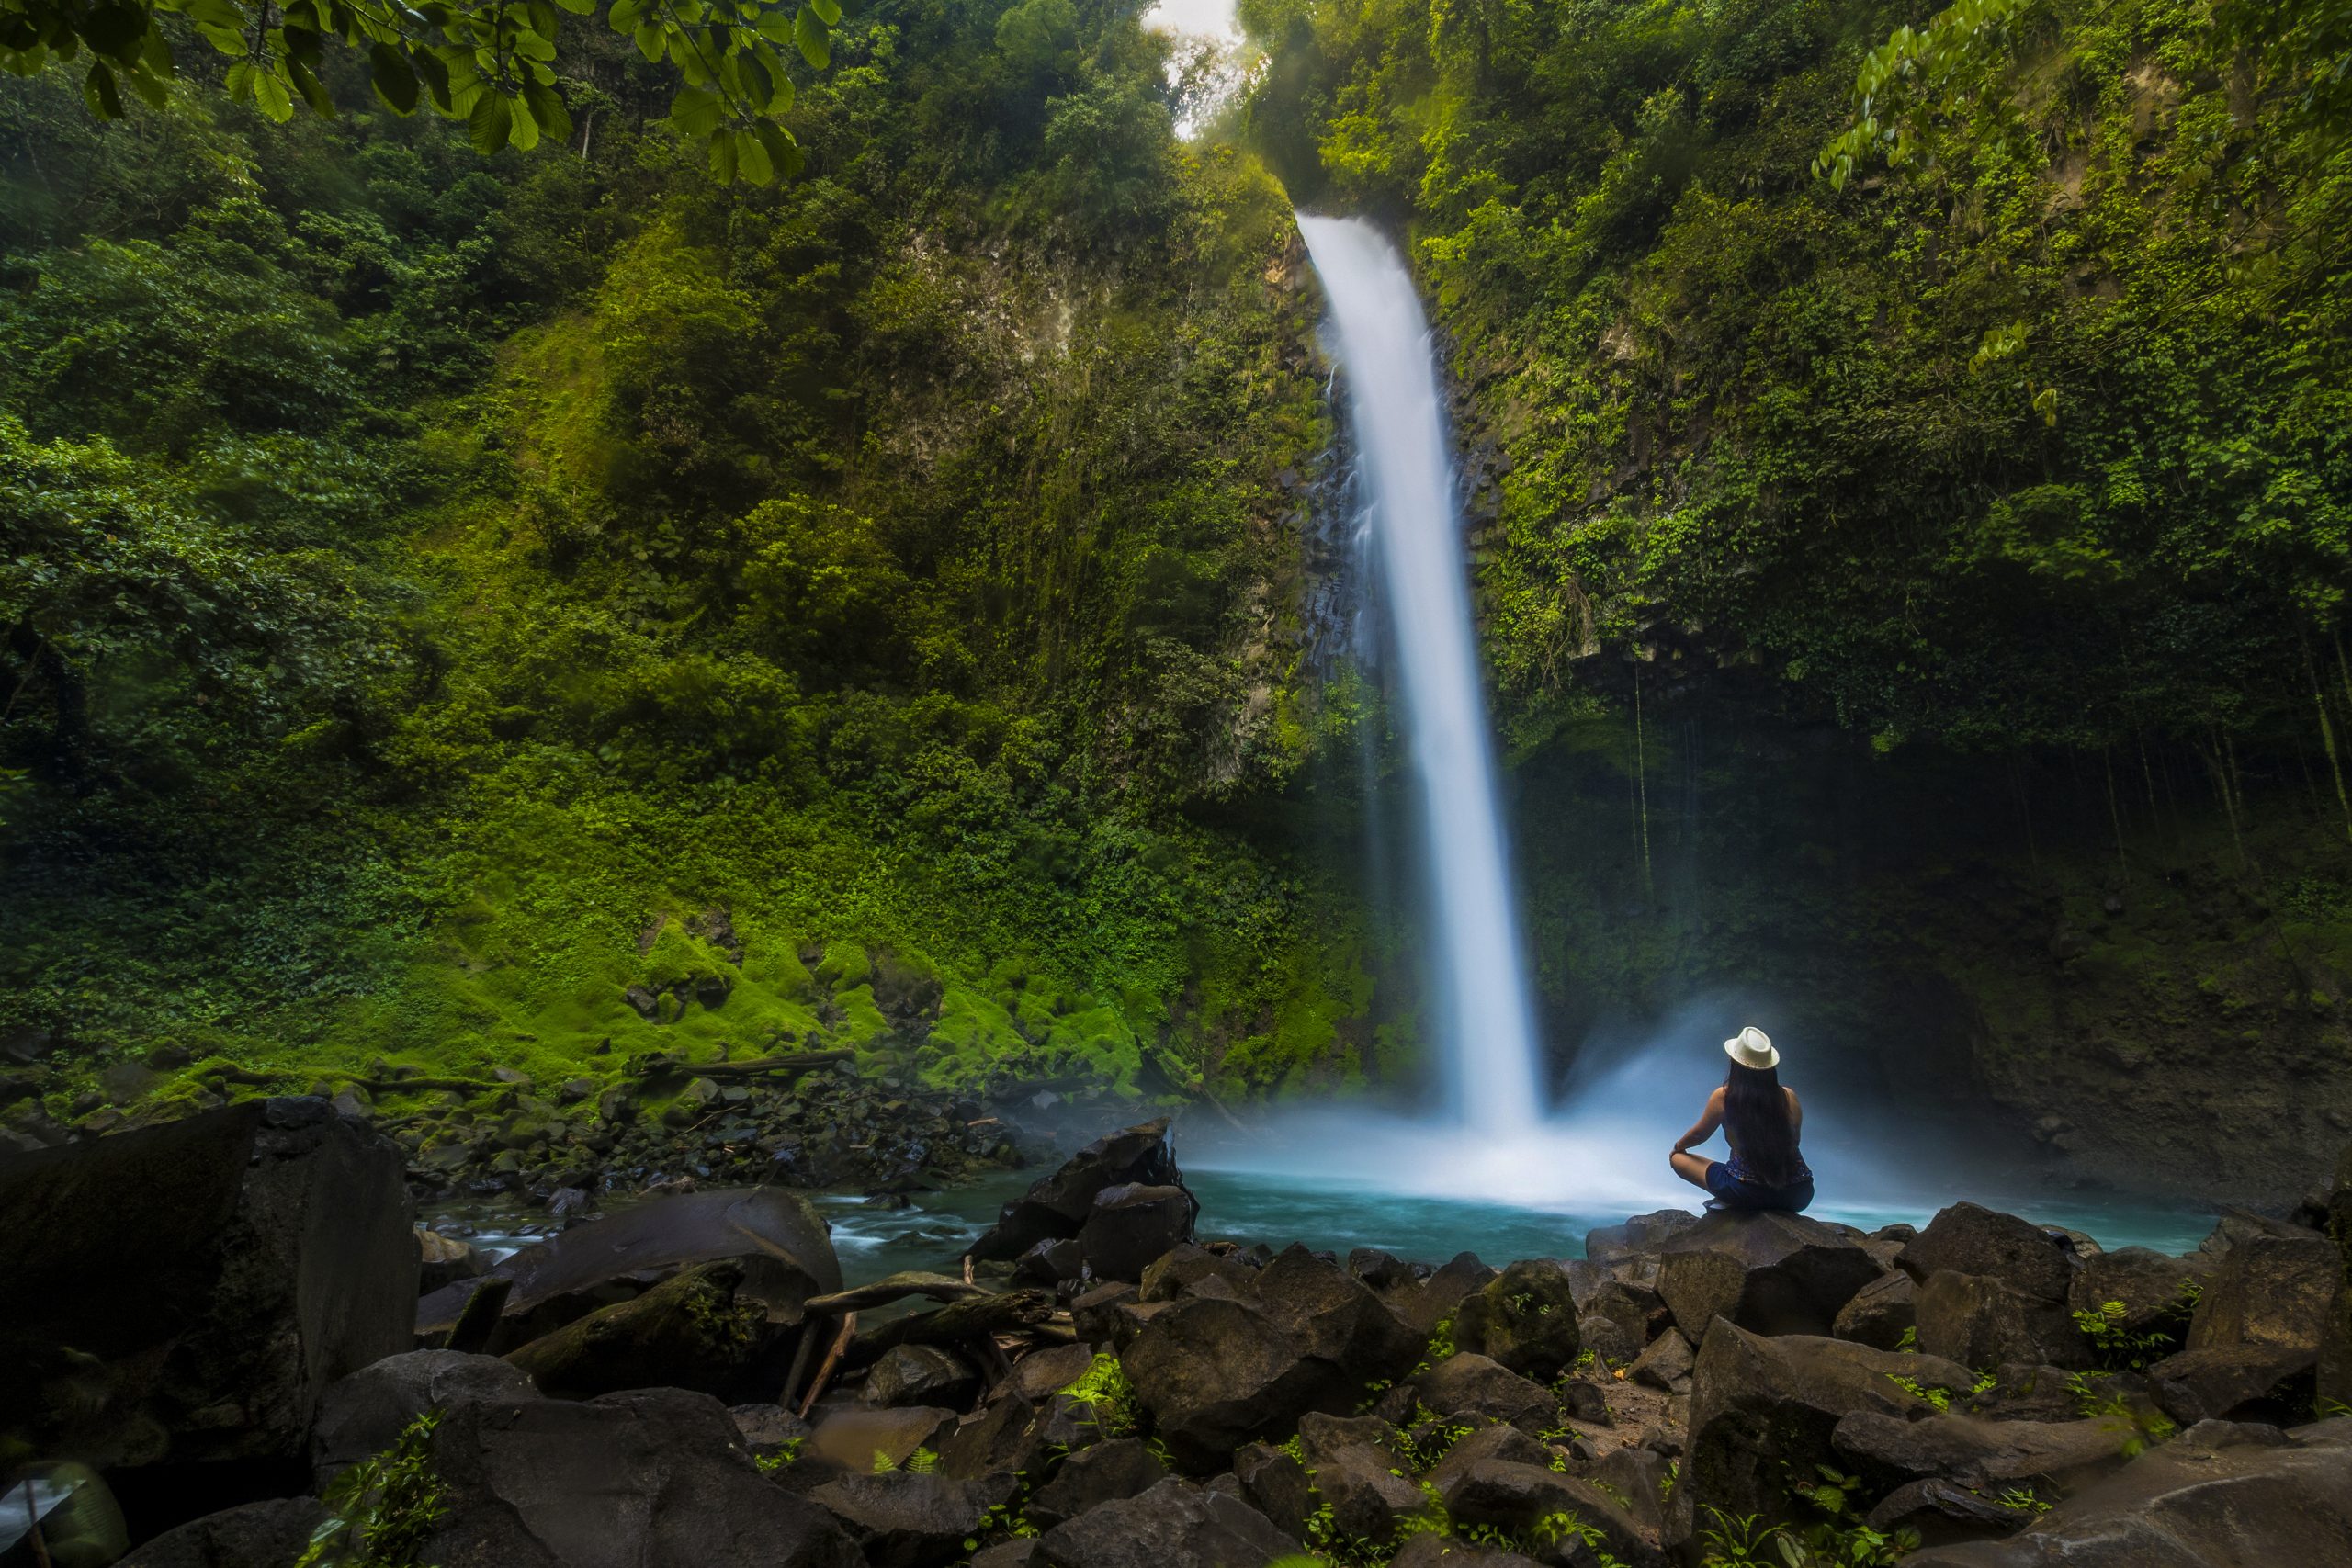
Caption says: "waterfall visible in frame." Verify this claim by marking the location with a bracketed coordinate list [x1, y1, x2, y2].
[1298, 214, 1545, 1132]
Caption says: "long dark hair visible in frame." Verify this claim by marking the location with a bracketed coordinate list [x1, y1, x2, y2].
[1723, 1062, 1804, 1185]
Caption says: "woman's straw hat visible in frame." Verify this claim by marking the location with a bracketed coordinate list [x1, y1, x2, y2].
[1724, 1025, 1780, 1070]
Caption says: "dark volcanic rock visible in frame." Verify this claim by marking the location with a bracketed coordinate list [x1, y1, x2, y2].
[1833, 1271, 1918, 1351]
[1138, 1244, 1256, 1303]
[0, 1099, 414, 1471]
[1831, 1409, 2137, 1496]
[1916, 1271, 2093, 1371]
[312, 1350, 537, 1490]
[864, 1345, 981, 1409]
[420, 1385, 861, 1568]
[729, 1402, 814, 1462]
[1437, 1460, 1663, 1568]
[1080, 1183, 1196, 1282]
[1656, 1209, 1881, 1339]
[1680, 1323, 1973, 1533]
[1233, 1441, 1317, 1539]
[2145, 1343, 2319, 1425]
[1630, 1327, 1695, 1392]
[1395, 1252, 1498, 1336]
[1862, 1480, 2040, 1551]
[999, 1341, 1098, 1404]
[1120, 1295, 1351, 1470]
[2184, 1232, 2335, 1353]
[118, 1498, 330, 1568]
[1586, 1210, 1702, 1265]
[2066, 1247, 2199, 1344]
[1453, 1259, 1584, 1381]
[809, 1471, 1016, 1568]
[503, 1259, 777, 1401]
[1900, 1417, 2352, 1565]
[1412, 1353, 1554, 1432]
[1253, 1244, 1425, 1382]
[1903, 1204, 2074, 1303]
[1388, 1538, 1544, 1568]
[1027, 1438, 1170, 1529]
[1032, 1477, 1296, 1568]
[969, 1120, 1187, 1264]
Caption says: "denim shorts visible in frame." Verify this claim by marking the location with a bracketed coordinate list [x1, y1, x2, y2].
[1704, 1161, 1815, 1213]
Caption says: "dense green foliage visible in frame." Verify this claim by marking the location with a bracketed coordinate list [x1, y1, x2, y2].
[1243, 0, 2352, 757]
[0, 0, 1400, 1115]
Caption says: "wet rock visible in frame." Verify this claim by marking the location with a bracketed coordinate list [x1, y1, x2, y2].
[0, 1099, 414, 1472]
[1963, 1363, 2104, 1424]
[729, 1402, 814, 1462]
[1437, 1459, 1663, 1568]
[1413, 1353, 1554, 1432]
[1679, 1323, 1973, 1533]
[1426, 1422, 1550, 1492]
[808, 1406, 958, 1473]
[1080, 1183, 1195, 1282]
[1070, 1281, 1144, 1348]
[1831, 1409, 2137, 1496]
[1833, 1271, 1917, 1351]
[118, 1498, 329, 1568]
[2185, 1232, 2335, 1353]
[969, 1120, 1187, 1264]
[1559, 1376, 1612, 1425]
[414, 1186, 838, 1340]
[1586, 1210, 1701, 1265]
[2066, 1247, 2199, 1343]
[1233, 1440, 1317, 1538]
[503, 1259, 777, 1401]
[1899, 1416, 2352, 1566]
[1903, 1203, 2075, 1303]
[971, 1543, 1040, 1568]
[1000, 1342, 1098, 1404]
[1139, 1244, 1256, 1303]
[419, 1386, 861, 1568]
[2144, 1343, 2319, 1425]
[1453, 1259, 1585, 1381]
[1657, 1210, 1882, 1339]
[419, 1226, 492, 1292]
[809, 1471, 1016, 1568]
[312, 1350, 537, 1490]
[1032, 1477, 1296, 1568]
[1311, 1439, 1429, 1545]
[1027, 1438, 1170, 1529]
[1862, 1479, 2040, 1550]
[864, 1345, 980, 1410]
[1253, 1244, 1425, 1382]
[1916, 1272, 2093, 1371]
[1630, 1327, 1695, 1392]
[1395, 1251, 1498, 1336]
[1119, 1295, 1352, 1470]
[1015, 1237, 1086, 1287]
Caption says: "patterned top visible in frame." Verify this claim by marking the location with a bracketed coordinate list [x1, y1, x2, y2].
[1725, 1144, 1812, 1187]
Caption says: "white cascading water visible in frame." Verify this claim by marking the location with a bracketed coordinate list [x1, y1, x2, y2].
[1298, 214, 1545, 1133]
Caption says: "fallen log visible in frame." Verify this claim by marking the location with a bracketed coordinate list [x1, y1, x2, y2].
[846, 1289, 1056, 1366]
[803, 1271, 990, 1314]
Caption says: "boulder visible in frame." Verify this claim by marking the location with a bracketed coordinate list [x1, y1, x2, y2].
[1679, 1323, 1973, 1532]
[1831, 1409, 2137, 1496]
[1453, 1260, 1585, 1381]
[1963, 1363, 2108, 1424]
[2065, 1247, 2199, 1344]
[503, 1260, 778, 1401]
[1119, 1295, 1351, 1470]
[1903, 1204, 2073, 1303]
[1861, 1480, 2041, 1551]
[729, 1402, 814, 1463]
[1253, 1245, 1425, 1382]
[2184, 1232, 2335, 1353]
[1027, 1438, 1170, 1529]
[0, 1099, 414, 1472]
[1629, 1327, 1694, 1392]
[999, 1342, 1098, 1404]
[1656, 1210, 1881, 1339]
[1558, 1376, 1612, 1426]
[864, 1345, 980, 1409]
[1412, 1353, 1555, 1432]
[418, 1386, 861, 1568]
[1079, 1184, 1195, 1282]
[969, 1120, 1189, 1265]
[1015, 1238, 1086, 1288]
[1915, 1271, 2093, 1371]
[420, 1227, 492, 1292]
[1139, 1245, 1256, 1303]
[1901, 1416, 2352, 1566]
[972, 1543, 1041, 1568]
[808, 1406, 958, 1473]
[1070, 1282, 1144, 1348]
[312, 1350, 537, 1490]
[414, 1186, 838, 1340]
[1389, 1537, 1544, 1568]
[1032, 1477, 1297, 1568]
[1578, 1277, 1668, 1359]
[809, 1471, 1017, 1568]
[1306, 1438, 1428, 1545]
[1395, 1252, 1498, 1336]
[1586, 1211, 1701, 1265]
[117, 1498, 329, 1568]
[1233, 1440, 1317, 1539]
[1833, 1271, 1917, 1351]
[2144, 1343, 2318, 1425]
[1425, 1422, 1553, 1493]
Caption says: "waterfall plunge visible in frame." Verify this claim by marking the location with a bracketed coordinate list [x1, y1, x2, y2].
[1298, 214, 1545, 1132]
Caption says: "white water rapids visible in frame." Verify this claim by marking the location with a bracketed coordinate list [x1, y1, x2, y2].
[1296, 214, 1546, 1132]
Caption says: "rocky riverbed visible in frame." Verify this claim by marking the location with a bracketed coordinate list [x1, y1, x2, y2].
[5, 1100, 2350, 1567]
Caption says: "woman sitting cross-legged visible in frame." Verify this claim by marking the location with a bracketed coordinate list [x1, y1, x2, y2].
[1668, 1025, 1815, 1213]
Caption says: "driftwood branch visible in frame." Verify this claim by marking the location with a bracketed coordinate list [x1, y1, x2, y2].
[846, 1290, 1056, 1366]
[797, 1314, 858, 1418]
[804, 1271, 990, 1314]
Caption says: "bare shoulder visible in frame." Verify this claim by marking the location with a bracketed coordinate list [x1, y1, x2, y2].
[1785, 1086, 1803, 1117]
[1707, 1085, 1726, 1110]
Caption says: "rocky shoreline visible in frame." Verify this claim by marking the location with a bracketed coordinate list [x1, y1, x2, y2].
[5, 1102, 2350, 1567]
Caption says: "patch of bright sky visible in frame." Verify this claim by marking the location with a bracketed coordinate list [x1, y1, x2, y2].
[1142, 0, 1241, 43]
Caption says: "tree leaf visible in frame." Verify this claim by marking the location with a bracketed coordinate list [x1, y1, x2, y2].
[735, 121, 773, 182]
[707, 125, 738, 181]
[507, 93, 540, 150]
[369, 42, 419, 112]
[521, 76, 571, 143]
[752, 117, 800, 179]
[468, 86, 511, 152]
[669, 84, 722, 136]
[252, 65, 295, 120]
[792, 5, 827, 68]
[83, 59, 124, 118]
[808, 0, 840, 25]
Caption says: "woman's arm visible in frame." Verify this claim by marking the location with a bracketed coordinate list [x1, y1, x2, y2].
[1673, 1087, 1725, 1154]
[1787, 1088, 1803, 1137]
